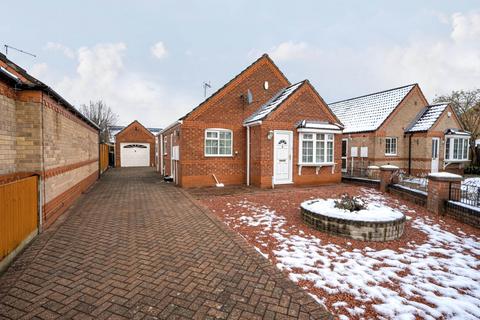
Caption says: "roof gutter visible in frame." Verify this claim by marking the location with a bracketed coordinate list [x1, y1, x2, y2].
[243, 120, 262, 127]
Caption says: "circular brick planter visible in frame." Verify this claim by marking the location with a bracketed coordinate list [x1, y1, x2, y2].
[300, 200, 406, 242]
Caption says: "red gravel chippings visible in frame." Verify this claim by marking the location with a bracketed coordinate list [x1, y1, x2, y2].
[199, 183, 480, 320]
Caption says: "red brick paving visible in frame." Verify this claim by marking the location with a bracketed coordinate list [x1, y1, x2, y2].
[0, 168, 331, 319]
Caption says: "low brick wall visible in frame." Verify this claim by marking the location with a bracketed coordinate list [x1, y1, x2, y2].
[301, 207, 405, 241]
[389, 184, 427, 207]
[341, 176, 380, 189]
[445, 201, 480, 228]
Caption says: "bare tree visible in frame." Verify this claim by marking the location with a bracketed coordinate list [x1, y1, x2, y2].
[80, 100, 119, 143]
[434, 89, 480, 164]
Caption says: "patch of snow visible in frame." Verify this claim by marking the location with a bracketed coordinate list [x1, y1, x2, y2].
[380, 164, 399, 170]
[329, 84, 415, 134]
[224, 189, 480, 319]
[428, 172, 463, 179]
[244, 81, 303, 124]
[407, 104, 448, 132]
[301, 198, 404, 222]
[464, 177, 480, 188]
[392, 184, 428, 196]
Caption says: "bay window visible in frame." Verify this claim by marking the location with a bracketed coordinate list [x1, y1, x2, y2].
[205, 129, 232, 156]
[300, 133, 334, 164]
[445, 136, 469, 161]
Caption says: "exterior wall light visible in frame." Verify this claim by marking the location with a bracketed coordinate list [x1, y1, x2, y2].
[267, 130, 274, 140]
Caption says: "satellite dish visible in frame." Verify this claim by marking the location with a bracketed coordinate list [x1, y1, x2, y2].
[247, 89, 253, 104]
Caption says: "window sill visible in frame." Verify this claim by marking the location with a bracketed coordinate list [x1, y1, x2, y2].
[204, 155, 234, 158]
[385, 154, 398, 157]
[297, 162, 336, 175]
[298, 162, 335, 166]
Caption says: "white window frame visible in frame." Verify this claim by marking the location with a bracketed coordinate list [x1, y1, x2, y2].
[298, 132, 334, 165]
[385, 137, 398, 156]
[163, 137, 167, 155]
[445, 136, 469, 161]
[204, 128, 233, 157]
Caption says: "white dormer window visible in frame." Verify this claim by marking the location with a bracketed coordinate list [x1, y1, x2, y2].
[205, 129, 233, 156]
[385, 137, 397, 156]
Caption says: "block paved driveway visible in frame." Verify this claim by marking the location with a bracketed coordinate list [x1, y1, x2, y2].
[0, 168, 331, 320]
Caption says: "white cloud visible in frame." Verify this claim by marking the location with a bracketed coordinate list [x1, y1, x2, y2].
[151, 41, 168, 59]
[44, 42, 75, 59]
[29, 63, 48, 79]
[250, 11, 480, 101]
[451, 11, 480, 43]
[48, 42, 193, 127]
[250, 41, 312, 62]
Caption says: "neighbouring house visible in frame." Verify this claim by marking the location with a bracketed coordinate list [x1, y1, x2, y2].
[112, 121, 160, 167]
[0, 52, 100, 228]
[157, 54, 343, 188]
[329, 84, 471, 176]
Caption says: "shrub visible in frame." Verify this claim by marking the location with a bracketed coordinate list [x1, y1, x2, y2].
[334, 194, 366, 212]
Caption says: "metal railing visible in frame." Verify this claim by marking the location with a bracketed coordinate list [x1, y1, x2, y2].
[342, 167, 380, 180]
[393, 171, 428, 193]
[450, 183, 480, 208]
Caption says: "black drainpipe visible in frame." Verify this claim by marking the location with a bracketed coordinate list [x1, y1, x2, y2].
[408, 134, 412, 175]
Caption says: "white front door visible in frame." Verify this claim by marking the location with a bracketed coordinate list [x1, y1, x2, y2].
[120, 143, 150, 167]
[431, 138, 440, 173]
[273, 131, 293, 184]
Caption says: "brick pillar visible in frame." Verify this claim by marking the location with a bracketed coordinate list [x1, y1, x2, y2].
[379, 165, 399, 192]
[427, 173, 462, 214]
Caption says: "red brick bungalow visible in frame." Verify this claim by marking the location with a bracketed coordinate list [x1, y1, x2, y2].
[329, 84, 471, 176]
[158, 54, 344, 188]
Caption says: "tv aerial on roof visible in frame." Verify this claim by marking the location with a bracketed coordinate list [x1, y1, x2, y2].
[203, 81, 211, 97]
[4, 45, 36, 57]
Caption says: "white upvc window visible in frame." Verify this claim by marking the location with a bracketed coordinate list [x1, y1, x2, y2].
[205, 129, 233, 156]
[163, 137, 167, 155]
[299, 133, 334, 165]
[445, 136, 469, 161]
[385, 137, 397, 156]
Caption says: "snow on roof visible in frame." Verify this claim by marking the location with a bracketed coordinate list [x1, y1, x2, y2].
[406, 104, 448, 133]
[445, 128, 471, 136]
[297, 120, 343, 131]
[329, 84, 415, 134]
[108, 125, 161, 142]
[244, 81, 304, 125]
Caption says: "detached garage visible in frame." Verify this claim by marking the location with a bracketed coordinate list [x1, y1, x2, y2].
[115, 121, 157, 167]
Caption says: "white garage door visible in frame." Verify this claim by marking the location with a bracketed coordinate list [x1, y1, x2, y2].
[120, 143, 150, 167]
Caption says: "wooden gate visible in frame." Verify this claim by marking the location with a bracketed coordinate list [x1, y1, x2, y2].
[100, 143, 109, 174]
[0, 175, 38, 261]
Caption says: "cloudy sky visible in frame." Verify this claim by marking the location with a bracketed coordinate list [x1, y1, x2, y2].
[1, 1, 479, 128]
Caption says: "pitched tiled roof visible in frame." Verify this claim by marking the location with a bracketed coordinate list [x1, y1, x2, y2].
[329, 84, 416, 134]
[244, 81, 304, 125]
[406, 103, 448, 133]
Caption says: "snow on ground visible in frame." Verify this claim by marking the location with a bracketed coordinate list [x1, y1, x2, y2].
[205, 188, 480, 320]
[301, 198, 404, 222]
[464, 177, 480, 188]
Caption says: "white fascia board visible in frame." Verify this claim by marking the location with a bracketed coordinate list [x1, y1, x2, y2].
[243, 120, 263, 127]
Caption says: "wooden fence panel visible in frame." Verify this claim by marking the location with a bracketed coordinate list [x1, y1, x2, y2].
[100, 144, 109, 174]
[0, 176, 38, 260]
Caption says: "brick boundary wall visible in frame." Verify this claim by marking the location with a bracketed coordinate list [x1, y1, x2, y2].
[301, 207, 406, 241]
[445, 201, 480, 228]
[388, 184, 427, 207]
[42, 170, 98, 228]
